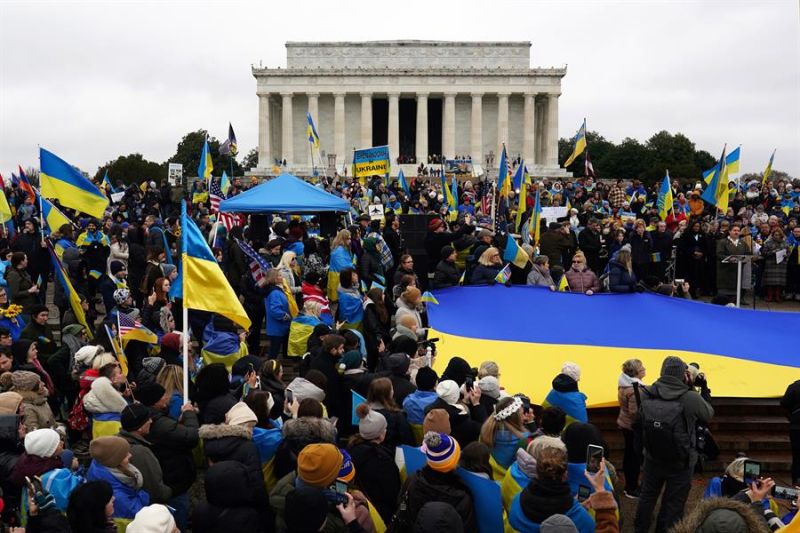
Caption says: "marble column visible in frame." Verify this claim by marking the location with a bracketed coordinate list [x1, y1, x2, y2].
[257, 93, 271, 169]
[280, 92, 293, 166]
[523, 93, 536, 167]
[388, 93, 400, 166]
[307, 93, 319, 168]
[360, 93, 372, 149]
[334, 93, 346, 169]
[497, 92, 510, 165]
[442, 93, 456, 160]
[470, 93, 482, 163]
[416, 93, 428, 164]
[546, 93, 560, 167]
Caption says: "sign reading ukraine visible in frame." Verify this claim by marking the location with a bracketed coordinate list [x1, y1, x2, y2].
[426, 286, 800, 407]
[353, 146, 390, 180]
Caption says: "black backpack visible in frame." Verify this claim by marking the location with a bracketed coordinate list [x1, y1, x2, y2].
[636, 384, 691, 465]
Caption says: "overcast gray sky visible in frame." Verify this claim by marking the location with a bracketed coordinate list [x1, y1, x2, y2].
[1, 0, 798, 179]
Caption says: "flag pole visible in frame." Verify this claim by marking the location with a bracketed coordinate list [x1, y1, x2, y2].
[182, 305, 189, 404]
[38, 193, 44, 245]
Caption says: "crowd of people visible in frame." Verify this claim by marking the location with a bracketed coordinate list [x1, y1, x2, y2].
[0, 168, 797, 532]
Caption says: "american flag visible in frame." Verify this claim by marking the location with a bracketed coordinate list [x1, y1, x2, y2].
[235, 238, 271, 283]
[209, 178, 237, 231]
[117, 311, 154, 341]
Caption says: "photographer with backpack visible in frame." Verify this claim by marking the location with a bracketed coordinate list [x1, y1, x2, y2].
[634, 356, 714, 533]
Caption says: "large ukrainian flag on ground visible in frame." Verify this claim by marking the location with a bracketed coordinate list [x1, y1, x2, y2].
[39, 148, 108, 218]
[427, 286, 800, 406]
[181, 201, 251, 330]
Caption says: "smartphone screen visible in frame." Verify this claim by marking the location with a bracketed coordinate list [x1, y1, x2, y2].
[743, 460, 761, 486]
[586, 444, 604, 474]
[286, 390, 294, 404]
[577, 485, 591, 502]
[335, 480, 348, 495]
[773, 485, 799, 500]
[465, 377, 474, 392]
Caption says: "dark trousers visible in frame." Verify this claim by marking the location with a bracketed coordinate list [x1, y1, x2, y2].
[246, 306, 265, 356]
[621, 428, 641, 492]
[267, 334, 288, 360]
[790, 429, 800, 484]
[634, 458, 692, 533]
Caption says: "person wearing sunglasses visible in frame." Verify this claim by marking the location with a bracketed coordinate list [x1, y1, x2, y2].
[564, 252, 601, 295]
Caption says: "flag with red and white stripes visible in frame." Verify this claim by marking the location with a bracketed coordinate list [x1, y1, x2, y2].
[209, 178, 237, 231]
[235, 238, 271, 283]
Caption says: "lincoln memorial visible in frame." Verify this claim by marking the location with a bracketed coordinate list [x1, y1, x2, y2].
[252, 41, 569, 178]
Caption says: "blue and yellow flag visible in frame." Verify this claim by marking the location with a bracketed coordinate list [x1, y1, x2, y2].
[306, 112, 320, 149]
[762, 149, 776, 185]
[503, 235, 529, 269]
[701, 145, 730, 213]
[656, 171, 674, 221]
[37, 193, 72, 234]
[558, 274, 570, 292]
[288, 314, 324, 357]
[48, 241, 92, 339]
[497, 145, 511, 198]
[39, 148, 108, 218]
[101, 171, 114, 192]
[198, 139, 214, 180]
[0, 186, 12, 222]
[181, 201, 251, 329]
[494, 264, 512, 284]
[530, 186, 542, 245]
[220, 171, 231, 196]
[441, 172, 457, 222]
[104, 323, 128, 377]
[703, 146, 741, 184]
[515, 170, 529, 232]
[563, 119, 587, 167]
[420, 291, 439, 305]
[398, 169, 411, 197]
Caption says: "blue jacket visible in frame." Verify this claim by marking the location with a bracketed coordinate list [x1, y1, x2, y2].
[508, 492, 595, 532]
[86, 461, 149, 519]
[0, 315, 25, 341]
[402, 391, 438, 424]
[265, 286, 291, 336]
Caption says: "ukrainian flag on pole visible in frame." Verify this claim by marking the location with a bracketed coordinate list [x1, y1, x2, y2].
[762, 149, 776, 185]
[39, 148, 108, 218]
[497, 145, 511, 198]
[397, 169, 411, 197]
[38, 193, 72, 234]
[306, 112, 320, 149]
[562, 119, 587, 167]
[198, 138, 214, 181]
[703, 146, 740, 184]
[656, 171, 674, 221]
[701, 145, 730, 213]
[503, 235, 530, 269]
[48, 241, 93, 339]
[530, 186, 543, 246]
[0, 187, 12, 223]
[181, 201, 251, 330]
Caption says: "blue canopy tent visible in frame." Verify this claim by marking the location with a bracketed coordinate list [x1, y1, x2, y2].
[219, 173, 349, 214]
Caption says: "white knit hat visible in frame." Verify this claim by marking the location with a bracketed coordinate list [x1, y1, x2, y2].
[74, 345, 102, 366]
[127, 504, 176, 533]
[24, 428, 61, 458]
[561, 361, 581, 382]
[436, 380, 460, 405]
[225, 402, 257, 427]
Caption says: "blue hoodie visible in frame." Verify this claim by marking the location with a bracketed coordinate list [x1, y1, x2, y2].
[402, 390, 438, 424]
[86, 461, 149, 519]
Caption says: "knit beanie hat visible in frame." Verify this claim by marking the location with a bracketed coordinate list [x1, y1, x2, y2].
[160, 332, 182, 353]
[60, 449, 75, 469]
[285, 487, 328, 531]
[91, 352, 117, 370]
[121, 403, 152, 431]
[561, 361, 581, 382]
[24, 428, 61, 457]
[661, 356, 687, 379]
[0, 391, 23, 414]
[162, 264, 176, 278]
[297, 443, 343, 487]
[74, 345, 103, 366]
[422, 431, 461, 473]
[90, 436, 130, 468]
[113, 288, 131, 305]
[225, 402, 258, 427]
[357, 404, 388, 441]
[440, 245, 455, 260]
[478, 376, 500, 400]
[340, 350, 363, 370]
[136, 382, 166, 407]
[127, 504, 176, 533]
[338, 448, 355, 482]
[388, 353, 411, 376]
[423, 408, 451, 435]
[436, 380, 460, 405]
[141, 357, 166, 377]
[415, 366, 438, 391]
[479, 360, 500, 378]
[109, 260, 126, 276]
[11, 370, 40, 392]
[540, 514, 579, 532]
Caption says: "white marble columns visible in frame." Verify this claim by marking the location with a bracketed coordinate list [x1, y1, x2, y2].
[416, 93, 428, 164]
[388, 93, 400, 162]
[307, 93, 319, 166]
[523, 93, 535, 167]
[470, 93, 482, 162]
[280, 93, 293, 165]
[497, 92, 509, 160]
[334, 93, 346, 165]
[442, 93, 456, 159]
[546, 93, 560, 167]
[360, 93, 372, 148]
[258, 94, 271, 167]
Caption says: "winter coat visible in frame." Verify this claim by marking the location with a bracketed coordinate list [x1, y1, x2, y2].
[9, 452, 62, 488]
[616, 373, 643, 431]
[146, 407, 199, 495]
[192, 461, 263, 533]
[0, 412, 21, 483]
[6, 268, 37, 314]
[670, 497, 770, 533]
[716, 237, 750, 292]
[424, 397, 487, 447]
[470, 263, 502, 285]
[394, 296, 423, 331]
[781, 380, 800, 430]
[348, 440, 401, 523]
[118, 429, 172, 503]
[198, 392, 238, 425]
[526, 265, 555, 287]
[20, 321, 57, 356]
[424, 227, 469, 273]
[539, 230, 572, 268]
[358, 251, 384, 286]
[760, 237, 790, 287]
[432, 260, 460, 289]
[508, 478, 594, 533]
[259, 375, 286, 420]
[18, 389, 56, 432]
[542, 374, 588, 426]
[310, 351, 348, 428]
[273, 416, 336, 481]
[564, 266, 601, 293]
[82, 377, 128, 414]
[400, 466, 477, 532]
[607, 260, 637, 293]
[578, 228, 604, 272]
[265, 285, 291, 336]
[372, 405, 415, 450]
[628, 231, 653, 267]
[402, 390, 438, 425]
[362, 300, 389, 367]
[199, 423, 270, 526]
[389, 374, 417, 407]
[86, 460, 149, 519]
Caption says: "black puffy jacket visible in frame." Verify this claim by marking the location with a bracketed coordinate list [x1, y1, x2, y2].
[146, 408, 199, 495]
[192, 461, 264, 533]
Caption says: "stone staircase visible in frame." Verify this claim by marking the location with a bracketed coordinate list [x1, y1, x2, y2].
[589, 397, 792, 477]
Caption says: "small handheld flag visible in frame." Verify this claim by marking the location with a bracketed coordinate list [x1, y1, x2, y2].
[503, 235, 530, 269]
[494, 264, 512, 284]
[398, 169, 411, 197]
[420, 291, 439, 305]
[117, 311, 158, 345]
[36, 274, 43, 287]
[558, 274, 569, 292]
